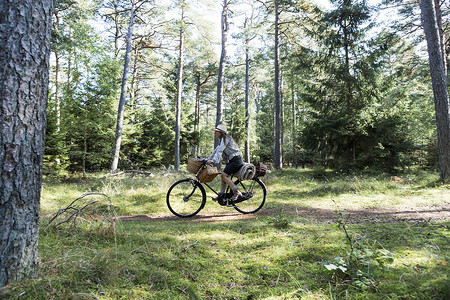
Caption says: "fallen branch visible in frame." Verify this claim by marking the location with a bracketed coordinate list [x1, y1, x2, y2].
[46, 193, 115, 232]
[106, 170, 153, 177]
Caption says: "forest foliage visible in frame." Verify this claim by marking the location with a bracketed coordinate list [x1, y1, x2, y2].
[45, 0, 450, 175]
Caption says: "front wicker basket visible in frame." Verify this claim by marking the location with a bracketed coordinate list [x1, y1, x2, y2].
[198, 167, 218, 183]
[187, 158, 203, 174]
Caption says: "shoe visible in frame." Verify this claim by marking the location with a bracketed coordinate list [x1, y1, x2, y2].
[230, 189, 242, 201]
[212, 193, 223, 202]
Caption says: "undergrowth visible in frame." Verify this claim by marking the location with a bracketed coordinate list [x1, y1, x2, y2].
[0, 168, 448, 299]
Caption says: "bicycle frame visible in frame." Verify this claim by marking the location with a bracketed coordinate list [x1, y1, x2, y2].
[201, 172, 223, 196]
[200, 172, 258, 205]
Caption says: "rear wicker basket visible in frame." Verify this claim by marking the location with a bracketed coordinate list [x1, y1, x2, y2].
[254, 162, 268, 177]
[197, 167, 218, 183]
[187, 158, 203, 174]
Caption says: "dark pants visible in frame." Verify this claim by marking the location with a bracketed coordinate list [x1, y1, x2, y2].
[223, 156, 244, 175]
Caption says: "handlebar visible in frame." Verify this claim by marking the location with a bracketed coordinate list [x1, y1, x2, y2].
[197, 157, 213, 166]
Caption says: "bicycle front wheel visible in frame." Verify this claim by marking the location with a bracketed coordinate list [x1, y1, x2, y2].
[233, 178, 266, 214]
[167, 179, 206, 217]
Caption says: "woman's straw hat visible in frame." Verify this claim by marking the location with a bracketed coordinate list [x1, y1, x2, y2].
[215, 124, 227, 134]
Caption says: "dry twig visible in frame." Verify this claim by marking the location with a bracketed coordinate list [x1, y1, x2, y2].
[46, 193, 115, 233]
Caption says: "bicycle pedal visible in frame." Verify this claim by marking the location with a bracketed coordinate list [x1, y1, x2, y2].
[225, 201, 238, 208]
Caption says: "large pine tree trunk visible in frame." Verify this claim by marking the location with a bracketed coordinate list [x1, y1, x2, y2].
[0, 0, 52, 287]
[421, 0, 450, 181]
[273, 0, 282, 169]
[110, 1, 135, 174]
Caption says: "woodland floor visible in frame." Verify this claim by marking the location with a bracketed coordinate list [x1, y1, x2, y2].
[119, 201, 450, 224]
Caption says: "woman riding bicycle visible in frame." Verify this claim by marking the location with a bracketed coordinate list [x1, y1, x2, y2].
[207, 124, 243, 201]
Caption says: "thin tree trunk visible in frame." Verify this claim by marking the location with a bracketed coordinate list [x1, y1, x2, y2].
[193, 68, 214, 157]
[421, 0, 450, 181]
[342, 0, 352, 108]
[216, 0, 228, 147]
[175, 7, 185, 171]
[0, 0, 52, 287]
[67, 30, 72, 85]
[245, 34, 251, 163]
[273, 0, 282, 169]
[55, 52, 61, 132]
[53, 10, 61, 134]
[113, 0, 121, 59]
[243, 12, 256, 163]
[110, 1, 135, 174]
[83, 98, 88, 178]
[54, 51, 62, 166]
[291, 77, 297, 168]
[194, 78, 201, 157]
[129, 46, 139, 124]
[280, 75, 285, 164]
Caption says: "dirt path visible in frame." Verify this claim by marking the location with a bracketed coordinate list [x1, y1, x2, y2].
[119, 202, 450, 224]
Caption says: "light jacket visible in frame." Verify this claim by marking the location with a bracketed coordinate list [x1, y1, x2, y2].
[208, 135, 241, 164]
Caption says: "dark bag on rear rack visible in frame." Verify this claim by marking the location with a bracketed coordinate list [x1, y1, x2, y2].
[254, 162, 267, 177]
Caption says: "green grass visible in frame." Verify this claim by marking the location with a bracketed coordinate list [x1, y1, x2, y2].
[1, 168, 449, 299]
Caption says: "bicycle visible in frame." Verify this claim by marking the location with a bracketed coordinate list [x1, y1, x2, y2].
[166, 159, 267, 218]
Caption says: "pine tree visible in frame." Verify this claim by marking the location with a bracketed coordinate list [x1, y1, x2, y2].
[421, 0, 450, 181]
[0, 0, 52, 287]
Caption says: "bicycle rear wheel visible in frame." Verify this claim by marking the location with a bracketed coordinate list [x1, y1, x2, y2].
[167, 179, 206, 217]
[233, 178, 266, 214]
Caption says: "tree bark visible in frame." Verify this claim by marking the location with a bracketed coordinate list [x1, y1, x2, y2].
[245, 39, 251, 163]
[0, 0, 52, 287]
[291, 76, 297, 168]
[342, 0, 352, 108]
[174, 7, 185, 171]
[129, 44, 140, 124]
[421, 0, 450, 181]
[273, 0, 282, 169]
[52, 9, 61, 134]
[194, 75, 201, 157]
[54, 51, 61, 166]
[433, 0, 447, 75]
[110, 1, 135, 174]
[243, 10, 257, 163]
[216, 0, 228, 147]
[54, 52, 61, 132]
[83, 100, 88, 178]
[114, 1, 121, 59]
